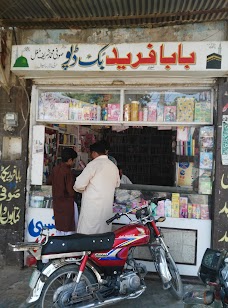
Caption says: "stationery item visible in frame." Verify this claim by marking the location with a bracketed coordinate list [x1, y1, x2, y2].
[176, 97, 195, 122]
[164, 106, 176, 122]
[164, 199, 172, 217]
[200, 152, 213, 170]
[157, 200, 165, 216]
[179, 197, 188, 218]
[200, 204, 210, 220]
[171, 193, 180, 218]
[177, 127, 189, 141]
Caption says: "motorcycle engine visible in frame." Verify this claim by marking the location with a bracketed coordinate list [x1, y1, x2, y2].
[119, 272, 141, 295]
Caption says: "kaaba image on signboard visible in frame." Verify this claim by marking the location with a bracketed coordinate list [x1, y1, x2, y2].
[206, 53, 222, 69]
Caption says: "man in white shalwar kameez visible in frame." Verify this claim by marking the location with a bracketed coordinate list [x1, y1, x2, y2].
[73, 141, 120, 234]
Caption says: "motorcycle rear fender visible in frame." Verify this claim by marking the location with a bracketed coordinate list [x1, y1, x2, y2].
[25, 259, 101, 304]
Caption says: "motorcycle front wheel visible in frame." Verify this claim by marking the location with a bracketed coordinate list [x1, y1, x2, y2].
[165, 251, 183, 300]
[39, 264, 97, 308]
[150, 245, 183, 300]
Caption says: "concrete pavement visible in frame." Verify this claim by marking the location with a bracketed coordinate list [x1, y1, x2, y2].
[0, 266, 219, 308]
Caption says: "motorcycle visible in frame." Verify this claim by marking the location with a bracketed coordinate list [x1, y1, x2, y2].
[9, 197, 183, 307]
[183, 248, 228, 307]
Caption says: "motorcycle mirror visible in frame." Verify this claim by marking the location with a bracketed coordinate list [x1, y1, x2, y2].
[157, 217, 166, 222]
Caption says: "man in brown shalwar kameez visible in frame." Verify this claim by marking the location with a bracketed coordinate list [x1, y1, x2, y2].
[48, 147, 78, 236]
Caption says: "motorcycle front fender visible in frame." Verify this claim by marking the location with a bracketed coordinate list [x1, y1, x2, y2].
[154, 246, 172, 286]
[25, 259, 101, 304]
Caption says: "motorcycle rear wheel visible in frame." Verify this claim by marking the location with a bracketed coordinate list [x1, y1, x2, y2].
[39, 264, 97, 308]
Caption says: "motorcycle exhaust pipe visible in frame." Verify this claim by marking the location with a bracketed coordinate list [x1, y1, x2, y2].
[183, 289, 215, 305]
[76, 285, 146, 308]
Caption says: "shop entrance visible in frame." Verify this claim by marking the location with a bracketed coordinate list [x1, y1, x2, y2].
[103, 127, 175, 186]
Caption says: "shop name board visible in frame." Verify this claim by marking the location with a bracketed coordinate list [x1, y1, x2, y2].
[11, 41, 228, 76]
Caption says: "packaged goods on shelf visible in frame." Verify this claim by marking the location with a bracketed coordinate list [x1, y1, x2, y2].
[157, 200, 165, 216]
[147, 103, 157, 122]
[200, 204, 210, 220]
[107, 104, 120, 121]
[131, 101, 139, 121]
[179, 197, 188, 218]
[177, 162, 194, 188]
[124, 104, 131, 121]
[188, 204, 193, 218]
[171, 193, 180, 218]
[164, 199, 172, 217]
[192, 204, 201, 219]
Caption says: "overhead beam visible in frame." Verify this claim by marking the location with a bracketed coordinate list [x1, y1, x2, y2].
[0, 7, 227, 26]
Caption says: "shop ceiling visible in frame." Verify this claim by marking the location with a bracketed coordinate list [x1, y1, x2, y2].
[0, 0, 227, 29]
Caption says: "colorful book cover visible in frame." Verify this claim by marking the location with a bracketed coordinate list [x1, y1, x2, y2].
[177, 97, 195, 122]
[55, 103, 69, 121]
[157, 200, 165, 216]
[147, 103, 157, 122]
[200, 126, 214, 148]
[171, 193, 180, 218]
[107, 104, 120, 121]
[194, 102, 211, 123]
[198, 176, 212, 194]
[164, 106, 176, 122]
[179, 197, 188, 218]
[164, 199, 172, 217]
[200, 204, 210, 220]
[200, 152, 213, 170]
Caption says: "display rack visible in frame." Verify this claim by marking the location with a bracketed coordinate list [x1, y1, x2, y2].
[31, 125, 77, 185]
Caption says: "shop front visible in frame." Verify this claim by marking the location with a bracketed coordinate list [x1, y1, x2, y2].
[11, 41, 228, 276]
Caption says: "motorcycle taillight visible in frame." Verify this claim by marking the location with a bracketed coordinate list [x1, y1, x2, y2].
[26, 255, 37, 267]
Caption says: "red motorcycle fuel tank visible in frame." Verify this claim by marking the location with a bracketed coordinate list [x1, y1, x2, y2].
[90, 223, 150, 268]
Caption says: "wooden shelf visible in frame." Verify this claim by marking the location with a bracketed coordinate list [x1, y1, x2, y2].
[36, 119, 213, 127]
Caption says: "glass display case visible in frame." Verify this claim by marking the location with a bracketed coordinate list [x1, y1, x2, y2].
[36, 88, 213, 126]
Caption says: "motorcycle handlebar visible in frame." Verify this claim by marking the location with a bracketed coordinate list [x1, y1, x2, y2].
[107, 197, 167, 225]
[150, 197, 166, 204]
[106, 213, 121, 225]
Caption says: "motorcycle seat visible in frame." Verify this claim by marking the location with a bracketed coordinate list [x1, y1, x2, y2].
[41, 232, 115, 255]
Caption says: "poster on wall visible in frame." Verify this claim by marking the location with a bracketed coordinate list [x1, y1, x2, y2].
[221, 115, 228, 165]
